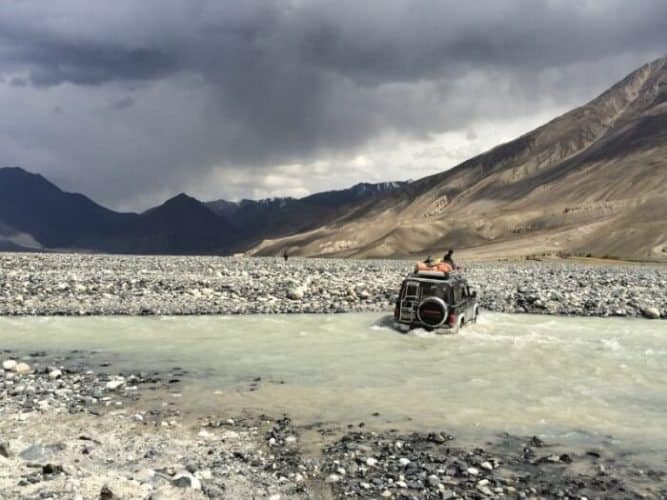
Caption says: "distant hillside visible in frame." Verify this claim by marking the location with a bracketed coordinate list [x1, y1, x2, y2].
[0, 167, 137, 249]
[252, 55, 667, 262]
[0, 168, 238, 254]
[0, 167, 405, 255]
[205, 181, 408, 247]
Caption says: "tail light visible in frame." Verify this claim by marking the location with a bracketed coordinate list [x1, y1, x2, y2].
[447, 313, 457, 327]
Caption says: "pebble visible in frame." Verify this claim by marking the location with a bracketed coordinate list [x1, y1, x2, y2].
[2, 359, 17, 371]
[171, 472, 201, 490]
[642, 306, 661, 319]
[105, 378, 125, 391]
[15, 362, 32, 374]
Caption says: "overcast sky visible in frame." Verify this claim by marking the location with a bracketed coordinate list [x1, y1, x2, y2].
[1, 0, 665, 211]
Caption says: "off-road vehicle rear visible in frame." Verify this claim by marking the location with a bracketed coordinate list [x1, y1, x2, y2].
[394, 271, 478, 333]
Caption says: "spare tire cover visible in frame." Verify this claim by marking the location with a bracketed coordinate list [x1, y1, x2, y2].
[417, 297, 448, 327]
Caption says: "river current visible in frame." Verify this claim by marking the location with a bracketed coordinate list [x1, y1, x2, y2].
[1, 313, 666, 461]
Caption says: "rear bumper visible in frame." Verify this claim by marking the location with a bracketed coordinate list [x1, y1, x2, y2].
[393, 320, 452, 332]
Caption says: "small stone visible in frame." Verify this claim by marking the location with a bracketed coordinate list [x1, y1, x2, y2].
[642, 307, 660, 319]
[287, 286, 305, 300]
[14, 362, 31, 374]
[49, 369, 62, 379]
[105, 378, 125, 391]
[99, 485, 115, 500]
[2, 359, 17, 371]
[481, 461, 493, 471]
[222, 430, 240, 440]
[326, 473, 341, 483]
[467, 466, 479, 476]
[366, 457, 378, 467]
[20, 444, 49, 461]
[477, 484, 493, 496]
[172, 472, 201, 490]
[42, 463, 64, 475]
[427, 474, 440, 487]
[398, 457, 411, 466]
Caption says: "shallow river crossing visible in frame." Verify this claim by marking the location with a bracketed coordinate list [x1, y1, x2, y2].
[1, 312, 666, 463]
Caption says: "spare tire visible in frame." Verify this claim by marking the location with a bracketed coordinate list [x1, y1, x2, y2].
[417, 297, 449, 328]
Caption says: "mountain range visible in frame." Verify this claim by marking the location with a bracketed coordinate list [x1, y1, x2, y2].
[0, 166, 406, 254]
[252, 55, 667, 262]
[1, 55, 665, 261]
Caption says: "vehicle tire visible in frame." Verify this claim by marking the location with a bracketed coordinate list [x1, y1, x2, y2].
[452, 315, 464, 334]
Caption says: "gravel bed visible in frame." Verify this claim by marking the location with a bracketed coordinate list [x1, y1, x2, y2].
[2, 354, 665, 499]
[0, 253, 665, 318]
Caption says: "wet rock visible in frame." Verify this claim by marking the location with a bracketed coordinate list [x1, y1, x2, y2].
[171, 472, 201, 490]
[105, 377, 125, 391]
[642, 306, 660, 319]
[99, 485, 115, 499]
[529, 436, 545, 447]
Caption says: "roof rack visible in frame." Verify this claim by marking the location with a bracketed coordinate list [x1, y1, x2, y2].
[408, 269, 464, 280]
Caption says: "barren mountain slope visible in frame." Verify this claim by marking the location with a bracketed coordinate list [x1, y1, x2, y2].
[252, 56, 667, 261]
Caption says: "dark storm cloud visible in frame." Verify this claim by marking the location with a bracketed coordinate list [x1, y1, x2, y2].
[110, 96, 134, 110]
[9, 76, 26, 87]
[0, 0, 665, 208]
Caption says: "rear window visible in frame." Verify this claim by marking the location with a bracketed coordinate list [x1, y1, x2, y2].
[421, 282, 450, 299]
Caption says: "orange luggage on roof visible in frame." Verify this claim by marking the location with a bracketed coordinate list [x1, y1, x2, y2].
[414, 261, 453, 274]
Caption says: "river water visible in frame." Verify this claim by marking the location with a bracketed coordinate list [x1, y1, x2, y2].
[1, 313, 666, 461]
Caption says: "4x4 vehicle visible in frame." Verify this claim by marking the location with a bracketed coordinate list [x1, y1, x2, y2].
[393, 271, 478, 333]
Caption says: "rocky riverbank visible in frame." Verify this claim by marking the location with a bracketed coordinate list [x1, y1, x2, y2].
[2, 352, 666, 499]
[0, 253, 665, 318]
